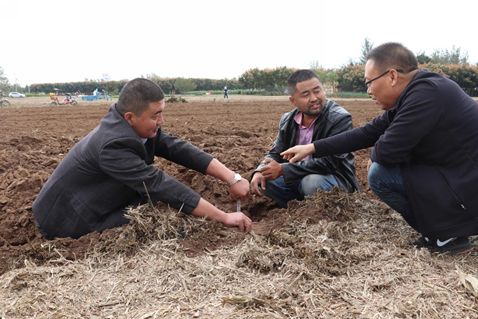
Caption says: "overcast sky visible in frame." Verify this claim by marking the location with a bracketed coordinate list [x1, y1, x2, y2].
[1, 0, 477, 86]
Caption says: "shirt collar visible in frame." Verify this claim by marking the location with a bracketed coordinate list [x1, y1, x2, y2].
[293, 111, 318, 128]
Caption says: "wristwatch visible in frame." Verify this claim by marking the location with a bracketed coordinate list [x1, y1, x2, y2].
[228, 173, 242, 186]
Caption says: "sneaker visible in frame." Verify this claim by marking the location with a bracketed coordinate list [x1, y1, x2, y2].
[427, 237, 472, 254]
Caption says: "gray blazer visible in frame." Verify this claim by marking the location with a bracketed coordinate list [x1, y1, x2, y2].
[32, 104, 213, 238]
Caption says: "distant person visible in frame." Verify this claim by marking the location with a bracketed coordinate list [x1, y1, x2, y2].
[100, 89, 110, 100]
[93, 88, 99, 96]
[33, 78, 252, 239]
[281, 42, 478, 253]
[250, 69, 358, 208]
[49, 92, 60, 104]
[223, 86, 229, 99]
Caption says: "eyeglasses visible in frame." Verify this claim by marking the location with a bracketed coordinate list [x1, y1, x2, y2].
[364, 67, 416, 87]
[364, 69, 393, 87]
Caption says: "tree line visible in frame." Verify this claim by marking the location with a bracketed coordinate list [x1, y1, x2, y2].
[3, 64, 478, 98]
[26, 77, 242, 96]
[336, 40, 478, 96]
[1, 42, 477, 96]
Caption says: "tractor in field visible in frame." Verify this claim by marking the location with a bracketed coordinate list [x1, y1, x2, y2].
[49, 92, 78, 106]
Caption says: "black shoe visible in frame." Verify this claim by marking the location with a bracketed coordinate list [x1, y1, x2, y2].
[427, 237, 472, 254]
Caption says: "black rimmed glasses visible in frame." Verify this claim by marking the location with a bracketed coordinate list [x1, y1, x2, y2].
[364, 68, 415, 87]
[364, 69, 393, 87]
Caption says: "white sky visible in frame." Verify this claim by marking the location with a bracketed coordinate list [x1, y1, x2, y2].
[1, 0, 477, 86]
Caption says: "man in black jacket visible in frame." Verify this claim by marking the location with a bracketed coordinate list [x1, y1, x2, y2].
[33, 78, 252, 239]
[282, 43, 478, 253]
[250, 70, 358, 208]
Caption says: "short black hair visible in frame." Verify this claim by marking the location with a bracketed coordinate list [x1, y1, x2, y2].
[287, 69, 320, 95]
[366, 42, 418, 73]
[116, 78, 164, 115]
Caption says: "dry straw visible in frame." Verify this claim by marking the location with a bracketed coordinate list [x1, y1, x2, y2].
[1, 190, 477, 318]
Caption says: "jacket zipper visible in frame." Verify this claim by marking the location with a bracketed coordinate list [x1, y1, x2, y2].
[438, 170, 467, 210]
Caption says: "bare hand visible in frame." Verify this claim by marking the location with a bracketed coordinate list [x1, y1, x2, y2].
[229, 179, 250, 199]
[367, 159, 373, 172]
[251, 172, 266, 196]
[222, 212, 252, 232]
[259, 158, 283, 180]
[280, 144, 315, 163]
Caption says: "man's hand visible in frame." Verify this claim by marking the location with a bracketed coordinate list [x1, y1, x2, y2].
[229, 179, 250, 199]
[280, 144, 315, 163]
[259, 158, 283, 180]
[367, 159, 373, 172]
[192, 198, 251, 233]
[251, 172, 266, 196]
[222, 212, 252, 232]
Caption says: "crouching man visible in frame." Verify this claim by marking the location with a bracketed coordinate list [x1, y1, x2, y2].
[33, 78, 251, 239]
[251, 69, 358, 208]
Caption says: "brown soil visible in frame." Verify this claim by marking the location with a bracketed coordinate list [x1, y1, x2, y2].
[0, 98, 382, 275]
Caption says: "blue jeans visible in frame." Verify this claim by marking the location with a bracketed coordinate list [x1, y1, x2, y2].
[367, 162, 417, 231]
[264, 174, 339, 208]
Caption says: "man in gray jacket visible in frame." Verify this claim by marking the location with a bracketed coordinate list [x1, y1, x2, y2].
[33, 78, 252, 239]
[251, 70, 358, 208]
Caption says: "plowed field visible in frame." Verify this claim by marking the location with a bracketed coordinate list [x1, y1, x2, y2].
[0, 97, 379, 274]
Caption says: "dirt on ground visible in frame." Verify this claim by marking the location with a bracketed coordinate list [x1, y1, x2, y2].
[0, 98, 381, 275]
[2, 98, 478, 318]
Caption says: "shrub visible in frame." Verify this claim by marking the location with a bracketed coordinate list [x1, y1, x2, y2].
[166, 96, 187, 103]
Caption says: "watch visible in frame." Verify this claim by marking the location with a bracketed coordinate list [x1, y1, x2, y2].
[228, 173, 242, 186]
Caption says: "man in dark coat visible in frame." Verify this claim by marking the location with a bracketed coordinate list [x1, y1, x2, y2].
[33, 78, 252, 239]
[250, 70, 358, 208]
[281, 43, 478, 253]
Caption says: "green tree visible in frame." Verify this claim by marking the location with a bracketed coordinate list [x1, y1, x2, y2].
[239, 68, 262, 90]
[267, 67, 294, 93]
[359, 38, 374, 64]
[239, 67, 294, 93]
[336, 63, 366, 92]
[430, 46, 468, 64]
[312, 67, 338, 95]
[416, 51, 431, 64]
[29, 80, 127, 95]
[422, 63, 478, 96]
[146, 74, 175, 94]
[0, 67, 10, 93]
[310, 62, 338, 84]
[313, 67, 337, 84]
[174, 78, 197, 93]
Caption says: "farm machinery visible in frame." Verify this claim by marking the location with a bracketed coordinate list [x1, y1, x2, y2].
[80, 88, 111, 101]
[49, 93, 78, 106]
